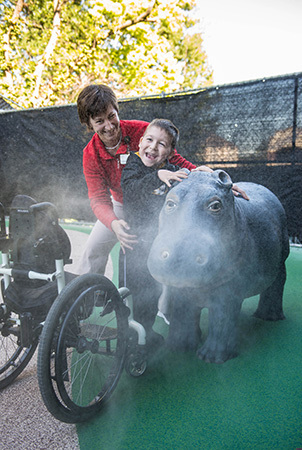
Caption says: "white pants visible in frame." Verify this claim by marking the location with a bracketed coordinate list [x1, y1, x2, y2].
[75, 200, 124, 275]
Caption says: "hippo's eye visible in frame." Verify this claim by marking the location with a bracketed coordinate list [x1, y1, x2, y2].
[208, 200, 222, 213]
[165, 199, 177, 213]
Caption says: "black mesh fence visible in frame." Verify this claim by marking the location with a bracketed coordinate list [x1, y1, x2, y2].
[0, 73, 301, 239]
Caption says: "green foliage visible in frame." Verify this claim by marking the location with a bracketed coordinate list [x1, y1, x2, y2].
[0, 0, 213, 107]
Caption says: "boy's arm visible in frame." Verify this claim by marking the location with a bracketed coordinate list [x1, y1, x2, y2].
[121, 155, 165, 199]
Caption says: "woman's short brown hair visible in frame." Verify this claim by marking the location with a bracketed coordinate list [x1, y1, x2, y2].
[77, 84, 119, 128]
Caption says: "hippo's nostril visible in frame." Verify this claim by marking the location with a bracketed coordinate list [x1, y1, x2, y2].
[196, 255, 206, 265]
[161, 250, 170, 260]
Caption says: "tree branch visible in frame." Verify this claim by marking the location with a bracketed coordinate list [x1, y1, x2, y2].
[3, 0, 24, 87]
[108, 0, 157, 36]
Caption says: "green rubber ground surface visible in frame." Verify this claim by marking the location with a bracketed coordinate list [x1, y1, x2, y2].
[76, 247, 302, 449]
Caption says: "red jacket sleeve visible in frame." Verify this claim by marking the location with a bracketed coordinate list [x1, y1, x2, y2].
[169, 151, 196, 170]
[83, 147, 118, 229]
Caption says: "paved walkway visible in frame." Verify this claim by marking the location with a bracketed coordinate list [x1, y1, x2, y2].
[66, 228, 114, 278]
[0, 228, 100, 450]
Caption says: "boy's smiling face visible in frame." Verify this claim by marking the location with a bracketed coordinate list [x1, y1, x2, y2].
[139, 125, 174, 168]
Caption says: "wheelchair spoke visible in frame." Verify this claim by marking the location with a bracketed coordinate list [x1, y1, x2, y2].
[0, 312, 38, 388]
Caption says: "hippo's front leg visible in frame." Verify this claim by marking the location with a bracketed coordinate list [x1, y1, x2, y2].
[166, 289, 202, 351]
[197, 297, 242, 363]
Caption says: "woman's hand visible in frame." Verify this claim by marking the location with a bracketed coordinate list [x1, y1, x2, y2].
[111, 219, 138, 252]
[158, 169, 189, 187]
[232, 184, 249, 200]
[191, 165, 213, 173]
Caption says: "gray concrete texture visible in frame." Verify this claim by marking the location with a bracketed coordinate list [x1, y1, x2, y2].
[0, 229, 114, 449]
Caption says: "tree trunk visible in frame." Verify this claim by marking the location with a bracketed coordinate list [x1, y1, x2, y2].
[32, 0, 63, 107]
[3, 0, 24, 88]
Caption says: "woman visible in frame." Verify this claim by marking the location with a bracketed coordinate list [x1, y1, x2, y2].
[75, 84, 198, 274]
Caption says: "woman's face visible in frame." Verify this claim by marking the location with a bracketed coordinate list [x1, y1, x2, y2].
[139, 125, 173, 168]
[89, 105, 120, 148]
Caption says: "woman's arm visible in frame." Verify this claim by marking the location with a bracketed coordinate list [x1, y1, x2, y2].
[169, 150, 196, 170]
[83, 152, 118, 229]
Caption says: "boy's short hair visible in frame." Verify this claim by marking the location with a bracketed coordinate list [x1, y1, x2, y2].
[77, 84, 119, 128]
[147, 118, 179, 149]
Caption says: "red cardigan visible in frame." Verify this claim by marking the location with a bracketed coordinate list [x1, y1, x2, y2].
[83, 119, 196, 229]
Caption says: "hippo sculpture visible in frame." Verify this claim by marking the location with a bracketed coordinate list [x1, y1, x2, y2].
[147, 170, 289, 363]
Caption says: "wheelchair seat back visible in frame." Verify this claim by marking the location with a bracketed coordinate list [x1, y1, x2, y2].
[2, 195, 72, 318]
[9, 195, 71, 279]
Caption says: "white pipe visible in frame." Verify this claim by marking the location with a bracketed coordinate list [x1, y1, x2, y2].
[124, 294, 146, 345]
[1, 253, 10, 289]
[129, 319, 146, 346]
[0, 267, 56, 282]
[55, 259, 65, 293]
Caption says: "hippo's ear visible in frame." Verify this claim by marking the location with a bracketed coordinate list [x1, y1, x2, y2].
[213, 170, 233, 190]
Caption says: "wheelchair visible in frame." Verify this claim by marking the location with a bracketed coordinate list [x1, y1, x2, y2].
[0, 195, 148, 423]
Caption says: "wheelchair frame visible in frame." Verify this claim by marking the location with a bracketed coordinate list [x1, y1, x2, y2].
[0, 197, 147, 423]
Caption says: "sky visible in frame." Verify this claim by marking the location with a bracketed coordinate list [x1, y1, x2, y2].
[195, 0, 302, 86]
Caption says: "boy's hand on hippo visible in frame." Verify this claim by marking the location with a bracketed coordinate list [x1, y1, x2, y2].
[158, 169, 189, 187]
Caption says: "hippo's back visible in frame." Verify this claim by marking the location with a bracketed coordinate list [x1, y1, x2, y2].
[234, 181, 289, 262]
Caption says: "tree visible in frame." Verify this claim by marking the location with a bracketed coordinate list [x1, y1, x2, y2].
[0, 0, 213, 108]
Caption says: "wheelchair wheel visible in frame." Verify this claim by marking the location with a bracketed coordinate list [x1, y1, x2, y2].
[0, 310, 38, 389]
[37, 274, 129, 423]
[125, 351, 147, 377]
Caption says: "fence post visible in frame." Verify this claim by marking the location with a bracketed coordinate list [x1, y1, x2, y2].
[292, 76, 298, 165]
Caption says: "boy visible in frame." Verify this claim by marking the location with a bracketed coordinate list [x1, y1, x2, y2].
[121, 119, 188, 350]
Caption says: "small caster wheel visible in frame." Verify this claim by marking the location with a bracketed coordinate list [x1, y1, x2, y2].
[125, 353, 147, 377]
